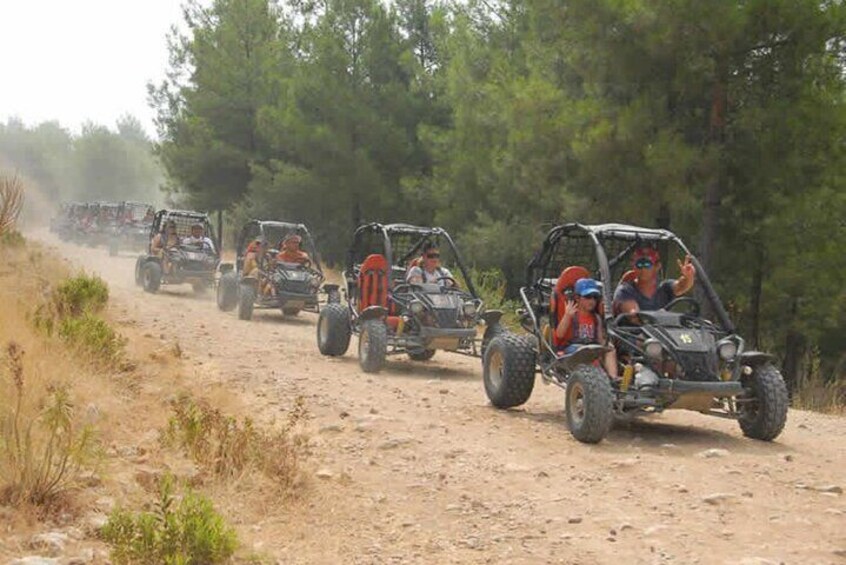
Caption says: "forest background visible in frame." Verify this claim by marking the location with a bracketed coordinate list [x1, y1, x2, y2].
[1, 0, 844, 394]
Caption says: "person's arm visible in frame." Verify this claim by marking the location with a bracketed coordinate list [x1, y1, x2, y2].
[406, 266, 423, 284]
[673, 255, 696, 296]
[596, 318, 606, 344]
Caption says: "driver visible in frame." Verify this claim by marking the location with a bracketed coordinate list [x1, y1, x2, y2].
[181, 223, 216, 253]
[406, 242, 454, 287]
[276, 234, 311, 266]
[613, 245, 696, 315]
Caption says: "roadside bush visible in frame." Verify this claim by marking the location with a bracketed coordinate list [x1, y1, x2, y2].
[161, 394, 308, 489]
[0, 341, 96, 507]
[58, 314, 126, 364]
[0, 230, 24, 247]
[102, 476, 238, 565]
[54, 274, 109, 317]
[463, 267, 521, 328]
[0, 172, 24, 236]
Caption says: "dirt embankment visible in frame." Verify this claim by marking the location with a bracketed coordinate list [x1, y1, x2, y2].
[6, 231, 846, 564]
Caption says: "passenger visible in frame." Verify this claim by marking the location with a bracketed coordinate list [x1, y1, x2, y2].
[555, 278, 618, 378]
[243, 238, 268, 278]
[614, 245, 696, 315]
[406, 242, 455, 287]
[181, 223, 216, 253]
[151, 220, 180, 274]
[276, 234, 311, 267]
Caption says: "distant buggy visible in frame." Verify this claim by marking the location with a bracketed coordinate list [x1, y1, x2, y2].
[216, 220, 336, 320]
[483, 223, 789, 444]
[134, 210, 219, 294]
[317, 223, 503, 373]
[109, 201, 155, 256]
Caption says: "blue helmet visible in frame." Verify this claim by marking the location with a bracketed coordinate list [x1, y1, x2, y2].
[574, 278, 601, 298]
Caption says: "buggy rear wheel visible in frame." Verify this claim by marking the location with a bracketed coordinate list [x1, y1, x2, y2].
[238, 283, 256, 320]
[738, 364, 789, 441]
[481, 321, 506, 362]
[359, 319, 387, 373]
[142, 262, 161, 294]
[408, 349, 436, 362]
[483, 333, 536, 408]
[217, 272, 238, 312]
[317, 303, 351, 356]
[565, 365, 614, 444]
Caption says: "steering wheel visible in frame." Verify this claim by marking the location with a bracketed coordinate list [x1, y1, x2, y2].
[664, 296, 701, 317]
[436, 276, 458, 288]
[394, 282, 425, 294]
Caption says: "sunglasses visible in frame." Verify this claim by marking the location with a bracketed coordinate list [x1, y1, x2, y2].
[579, 294, 599, 300]
[635, 258, 654, 269]
[426, 253, 440, 259]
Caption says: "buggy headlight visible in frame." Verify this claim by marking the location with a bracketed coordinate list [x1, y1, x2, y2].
[462, 301, 477, 317]
[644, 338, 663, 359]
[717, 339, 738, 361]
[410, 300, 424, 315]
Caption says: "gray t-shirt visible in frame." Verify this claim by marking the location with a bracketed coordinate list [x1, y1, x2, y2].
[406, 265, 454, 286]
[613, 280, 676, 311]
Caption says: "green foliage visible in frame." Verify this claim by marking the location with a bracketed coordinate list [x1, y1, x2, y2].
[0, 342, 97, 507]
[0, 116, 162, 209]
[54, 274, 109, 317]
[58, 314, 126, 365]
[102, 476, 238, 565]
[0, 230, 24, 247]
[161, 394, 307, 489]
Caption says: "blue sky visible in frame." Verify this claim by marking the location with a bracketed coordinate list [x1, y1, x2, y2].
[0, 0, 185, 136]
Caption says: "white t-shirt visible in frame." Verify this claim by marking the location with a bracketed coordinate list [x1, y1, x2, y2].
[406, 265, 454, 286]
[181, 235, 216, 253]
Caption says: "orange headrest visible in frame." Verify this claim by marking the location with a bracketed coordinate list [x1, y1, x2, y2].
[360, 254, 389, 274]
[620, 270, 637, 284]
[554, 266, 591, 295]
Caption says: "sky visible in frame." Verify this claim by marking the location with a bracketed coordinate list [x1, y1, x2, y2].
[0, 0, 185, 138]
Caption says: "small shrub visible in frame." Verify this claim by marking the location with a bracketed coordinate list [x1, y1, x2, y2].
[161, 394, 307, 489]
[58, 314, 126, 365]
[102, 476, 238, 565]
[0, 342, 96, 507]
[54, 274, 109, 317]
[462, 267, 521, 328]
[0, 230, 24, 247]
[0, 172, 24, 236]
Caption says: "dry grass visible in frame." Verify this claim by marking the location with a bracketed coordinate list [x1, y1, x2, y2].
[160, 394, 309, 493]
[793, 373, 845, 415]
[0, 172, 24, 235]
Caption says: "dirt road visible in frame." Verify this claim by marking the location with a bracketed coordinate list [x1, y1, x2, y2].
[49, 235, 846, 564]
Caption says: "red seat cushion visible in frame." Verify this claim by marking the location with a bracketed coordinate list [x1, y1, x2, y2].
[359, 254, 390, 312]
[549, 266, 590, 348]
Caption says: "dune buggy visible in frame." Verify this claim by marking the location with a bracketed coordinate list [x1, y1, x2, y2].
[89, 201, 121, 248]
[70, 202, 100, 245]
[483, 223, 788, 444]
[316, 223, 503, 373]
[216, 220, 337, 320]
[134, 210, 219, 294]
[109, 201, 155, 256]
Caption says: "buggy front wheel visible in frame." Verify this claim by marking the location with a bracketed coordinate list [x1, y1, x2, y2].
[317, 303, 351, 356]
[142, 262, 162, 294]
[359, 319, 387, 373]
[238, 283, 256, 320]
[738, 364, 789, 441]
[565, 365, 614, 444]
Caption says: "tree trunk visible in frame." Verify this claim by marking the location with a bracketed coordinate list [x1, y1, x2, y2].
[749, 246, 764, 349]
[217, 209, 223, 254]
[782, 297, 806, 395]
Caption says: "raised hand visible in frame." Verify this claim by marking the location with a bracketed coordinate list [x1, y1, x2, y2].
[678, 255, 696, 280]
[564, 300, 579, 318]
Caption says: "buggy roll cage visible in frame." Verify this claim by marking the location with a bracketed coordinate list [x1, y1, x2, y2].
[149, 209, 219, 258]
[234, 220, 324, 274]
[345, 223, 479, 299]
[525, 223, 735, 334]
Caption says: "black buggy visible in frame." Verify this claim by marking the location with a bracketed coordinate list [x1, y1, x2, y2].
[109, 201, 155, 256]
[92, 201, 121, 248]
[216, 220, 335, 320]
[134, 210, 219, 294]
[316, 223, 503, 373]
[483, 223, 789, 444]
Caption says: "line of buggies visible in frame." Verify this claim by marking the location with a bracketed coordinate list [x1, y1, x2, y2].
[51, 200, 155, 255]
[128, 205, 790, 445]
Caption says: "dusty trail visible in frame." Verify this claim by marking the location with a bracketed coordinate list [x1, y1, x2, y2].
[45, 234, 845, 564]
